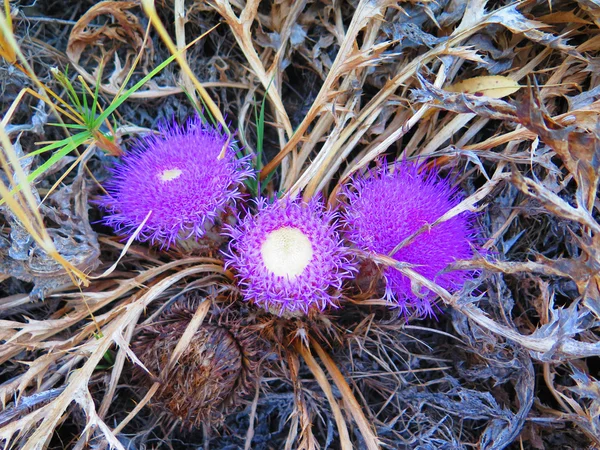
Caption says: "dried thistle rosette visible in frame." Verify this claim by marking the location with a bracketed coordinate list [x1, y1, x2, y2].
[341, 160, 478, 316]
[223, 196, 357, 315]
[98, 116, 253, 248]
[131, 301, 257, 430]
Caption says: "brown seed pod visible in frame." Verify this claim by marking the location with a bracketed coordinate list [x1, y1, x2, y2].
[132, 301, 255, 430]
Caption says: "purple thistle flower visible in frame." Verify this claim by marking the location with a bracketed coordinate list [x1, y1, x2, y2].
[223, 196, 357, 315]
[98, 116, 253, 248]
[341, 160, 478, 317]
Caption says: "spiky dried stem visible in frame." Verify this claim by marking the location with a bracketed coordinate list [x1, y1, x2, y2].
[295, 341, 352, 450]
[311, 339, 381, 450]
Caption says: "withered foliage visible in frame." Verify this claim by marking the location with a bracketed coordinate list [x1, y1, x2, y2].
[1, 0, 600, 449]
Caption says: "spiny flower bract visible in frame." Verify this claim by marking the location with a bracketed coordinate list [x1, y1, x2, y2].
[342, 161, 477, 316]
[223, 196, 356, 315]
[98, 116, 253, 248]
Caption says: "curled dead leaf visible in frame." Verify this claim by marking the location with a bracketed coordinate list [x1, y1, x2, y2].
[67, 1, 152, 92]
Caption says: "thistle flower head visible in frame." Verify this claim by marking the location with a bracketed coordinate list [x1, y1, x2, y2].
[341, 160, 477, 316]
[98, 116, 253, 248]
[224, 196, 356, 315]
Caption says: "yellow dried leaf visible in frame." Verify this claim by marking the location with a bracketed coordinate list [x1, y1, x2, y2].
[446, 75, 521, 99]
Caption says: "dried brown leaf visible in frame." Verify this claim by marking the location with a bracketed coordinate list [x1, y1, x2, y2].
[517, 90, 600, 212]
[67, 1, 152, 89]
[488, 6, 578, 56]
[539, 10, 592, 25]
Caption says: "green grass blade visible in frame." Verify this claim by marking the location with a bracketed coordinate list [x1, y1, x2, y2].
[47, 123, 88, 130]
[26, 132, 91, 183]
[91, 63, 103, 121]
[95, 51, 183, 127]
[53, 68, 84, 115]
[25, 134, 88, 158]
[255, 94, 266, 170]
[82, 81, 88, 119]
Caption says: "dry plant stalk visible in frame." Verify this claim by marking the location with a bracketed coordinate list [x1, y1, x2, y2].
[2, 0, 600, 447]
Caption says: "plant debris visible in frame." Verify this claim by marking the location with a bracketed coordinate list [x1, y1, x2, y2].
[1, 0, 600, 449]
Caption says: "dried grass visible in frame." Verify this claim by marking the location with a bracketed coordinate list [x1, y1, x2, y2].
[1, 0, 600, 448]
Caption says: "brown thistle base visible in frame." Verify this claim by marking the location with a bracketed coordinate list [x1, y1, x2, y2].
[131, 296, 262, 432]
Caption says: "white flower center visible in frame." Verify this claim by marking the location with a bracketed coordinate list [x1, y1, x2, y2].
[260, 227, 313, 278]
[158, 168, 182, 182]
